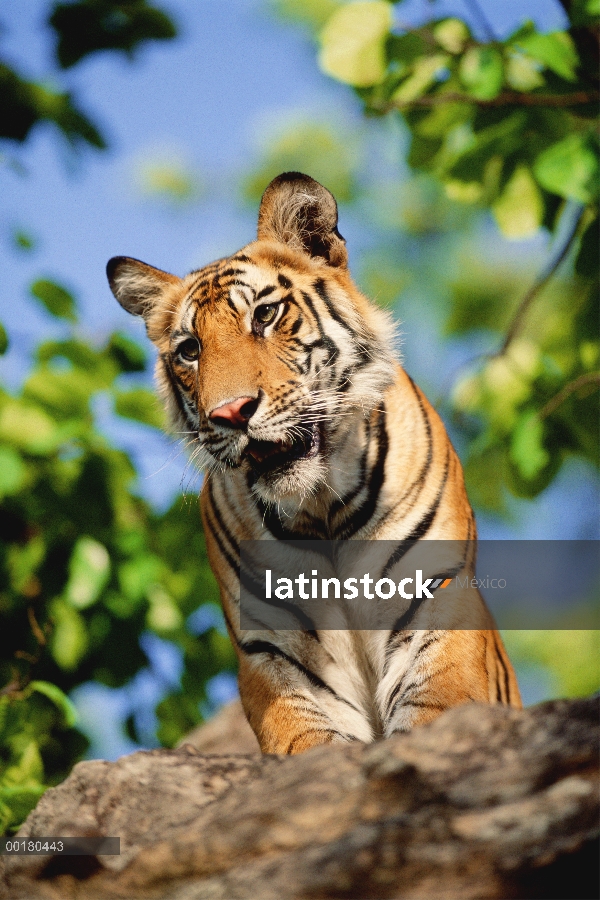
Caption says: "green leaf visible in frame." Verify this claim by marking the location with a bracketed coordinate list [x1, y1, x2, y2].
[106, 332, 147, 372]
[533, 133, 599, 203]
[50, 0, 177, 69]
[65, 537, 110, 610]
[319, 0, 393, 87]
[0, 322, 8, 355]
[0, 447, 27, 498]
[0, 785, 46, 828]
[23, 367, 93, 421]
[492, 165, 544, 239]
[459, 47, 504, 100]
[505, 51, 545, 91]
[30, 279, 77, 322]
[433, 19, 469, 55]
[114, 387, 165, 429]
[12, 229, 37, 252]
[0, 63, 104, 148]
[29, 681, 78, 727]
[0, 399, 62, 455]
[49, 599, 88, 671]
[391, 53, 449, 104]
[510, 409, 550, 480]
[514, 31, 579, 82]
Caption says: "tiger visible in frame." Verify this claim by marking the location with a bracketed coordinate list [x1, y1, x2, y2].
[107, 171, 521, 754]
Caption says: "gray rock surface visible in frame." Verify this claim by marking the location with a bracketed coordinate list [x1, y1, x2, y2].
[177, 700, 259, 754]
[1, 696, 598, 900]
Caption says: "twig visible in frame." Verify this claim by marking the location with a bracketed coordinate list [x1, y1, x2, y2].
[375, 90, 599, 112]
[28, 606, 47, 647]
[495, 204, 585, 356]
[539, 372, 600, 418]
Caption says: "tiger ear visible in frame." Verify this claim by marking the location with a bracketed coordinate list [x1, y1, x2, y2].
[106, 256, 180, 318]
[257, 172, 348, 268]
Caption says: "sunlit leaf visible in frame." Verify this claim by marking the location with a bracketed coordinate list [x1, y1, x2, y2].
[510, 409, 550, 480]
[29, 681, 78, 727]
[49, 599, 88, 671]
[319, 0, 393, 87]
[514, 31, 579, 82]
[533, 132, 599, 203]
[65, 537, 110, 609]
[492, 165, 543, 238]
[30, 279, 77, 322]
[433, 19, 468, 55]
[0, 400, 62, 455]
[391, 54, 449, 104]
[505, 51, 545, 91]
[0, 447, 27, 498]
[459, 47, 503, 100]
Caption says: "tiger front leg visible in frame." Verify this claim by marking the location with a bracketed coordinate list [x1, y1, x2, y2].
[381, 630, 521, 736]
[237, 654, 367, 754]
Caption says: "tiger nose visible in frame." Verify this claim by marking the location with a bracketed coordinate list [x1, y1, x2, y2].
[209, 396, 258, 429]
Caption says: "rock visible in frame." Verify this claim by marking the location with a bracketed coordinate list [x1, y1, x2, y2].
[1, 696, 598, 900]
[177, 700, 260, 754]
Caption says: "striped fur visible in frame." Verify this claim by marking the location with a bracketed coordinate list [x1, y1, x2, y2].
[107, 172, 521, 754]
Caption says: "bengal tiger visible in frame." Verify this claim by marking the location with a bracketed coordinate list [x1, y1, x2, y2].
[107, 172, 521, 754]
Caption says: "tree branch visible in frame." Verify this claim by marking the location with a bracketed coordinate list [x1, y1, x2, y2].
[496, 205, 585, 356]
[377, 90, 599, 112]
[539, 372, 600, 418]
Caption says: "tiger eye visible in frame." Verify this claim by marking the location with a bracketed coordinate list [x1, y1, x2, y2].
[177, 338, 200, 361]
[253, 303, 278, 326]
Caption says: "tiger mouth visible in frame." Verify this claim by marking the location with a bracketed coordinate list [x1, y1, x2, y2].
[244, 424, 321, 473]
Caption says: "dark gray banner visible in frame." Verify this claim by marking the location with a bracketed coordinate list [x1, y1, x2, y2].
[239, 540, 600, 630]
[1, 837, 120, 855]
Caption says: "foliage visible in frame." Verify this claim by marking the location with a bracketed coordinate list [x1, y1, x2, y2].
[502, 630, 600, 698]
[0, 284, 236, 830]
[273, 0, 599, 509]
[0, 1, 236, 833]
[0, 0, 176, 152]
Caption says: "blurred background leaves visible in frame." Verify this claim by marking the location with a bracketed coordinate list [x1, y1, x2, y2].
[0, 0, 598, 833]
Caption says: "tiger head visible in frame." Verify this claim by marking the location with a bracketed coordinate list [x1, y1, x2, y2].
[107, 172, 397, 503]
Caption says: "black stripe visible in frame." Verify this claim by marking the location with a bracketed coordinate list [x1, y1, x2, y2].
[313, 278, 355, 336]
[285, 728, 357, 756]
[239, 639, 360, 712]
[204, 507, 238, 582]
[161, 355, 194, 429]
[334, 404, 389, 539]
[256, 285, 276, 299]
[493, 631, 510, 704]
[381, 446, 451, 581]
[278, 274, 292, 289]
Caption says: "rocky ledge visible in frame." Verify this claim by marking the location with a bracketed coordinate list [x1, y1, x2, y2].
[1, 696, 598, 900]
